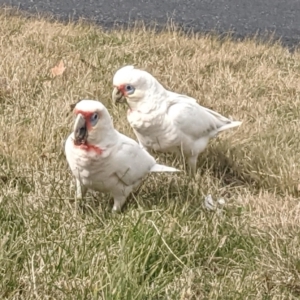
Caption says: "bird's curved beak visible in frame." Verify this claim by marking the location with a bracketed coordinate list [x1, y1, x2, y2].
[112, 87, 126, 105]
[74, 114, 88, 145]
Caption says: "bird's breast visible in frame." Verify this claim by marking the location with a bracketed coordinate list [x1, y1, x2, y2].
[67, 146, 112, 191]
[128, 112, 179, 152]
[127, 110, 163, 130]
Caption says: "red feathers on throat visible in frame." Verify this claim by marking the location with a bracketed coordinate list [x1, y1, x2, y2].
[75, 143, 103, 155]
[73, 109, 103, 155]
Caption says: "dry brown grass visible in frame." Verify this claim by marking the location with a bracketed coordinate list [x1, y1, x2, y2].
[0, 7, 300, 299]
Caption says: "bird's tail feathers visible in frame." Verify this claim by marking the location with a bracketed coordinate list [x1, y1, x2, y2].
[218, 121, 242, 132]
[150, 164, 180, 173]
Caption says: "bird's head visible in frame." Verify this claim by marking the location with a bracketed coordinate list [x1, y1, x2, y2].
[72, 100, 114, 152]
[112, 65, 164, 110]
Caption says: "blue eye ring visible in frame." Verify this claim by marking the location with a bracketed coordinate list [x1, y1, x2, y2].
[124, 84, 135, 95]
[90, 112, 99, 126]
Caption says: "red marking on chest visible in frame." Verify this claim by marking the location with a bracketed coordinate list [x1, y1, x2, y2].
[75, 143, 103, 155]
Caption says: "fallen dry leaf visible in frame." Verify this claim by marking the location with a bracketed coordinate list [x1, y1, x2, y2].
[51, 60, 66, 77]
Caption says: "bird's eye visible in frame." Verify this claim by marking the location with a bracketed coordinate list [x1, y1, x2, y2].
[124, 84, 135, 95]
[90, 112, 99, 126]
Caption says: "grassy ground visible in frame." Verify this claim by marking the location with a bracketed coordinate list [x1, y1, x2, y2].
[0, 7, 300, 299]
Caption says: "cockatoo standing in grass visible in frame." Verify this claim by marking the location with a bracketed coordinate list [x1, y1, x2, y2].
[65, 99, 179, 212]
[112, 66, 242, 175]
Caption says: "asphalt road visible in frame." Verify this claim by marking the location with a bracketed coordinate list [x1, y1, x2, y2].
[1, 0, 300, 49]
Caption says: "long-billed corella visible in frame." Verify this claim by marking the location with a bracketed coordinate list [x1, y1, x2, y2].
[65, 99, 179, 212]
[112, 65, 242, 175]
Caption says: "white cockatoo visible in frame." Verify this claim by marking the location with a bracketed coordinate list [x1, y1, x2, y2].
[65, 99, 179, 212]
[112, 66, 242, 175]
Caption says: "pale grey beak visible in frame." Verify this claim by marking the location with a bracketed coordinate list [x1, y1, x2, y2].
[112, 87, 126, 104]
[74, 114, 88, 145]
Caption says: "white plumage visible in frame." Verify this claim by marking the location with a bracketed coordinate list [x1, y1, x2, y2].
[112, 65, 242, 175]
[65, 99, 179, 212]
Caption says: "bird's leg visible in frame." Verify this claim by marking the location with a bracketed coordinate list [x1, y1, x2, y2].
[75, 179, 88, 212]
[76, 179, 87, 199]
[112, 195, 127, 213]
[187, 155, 198, 177]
